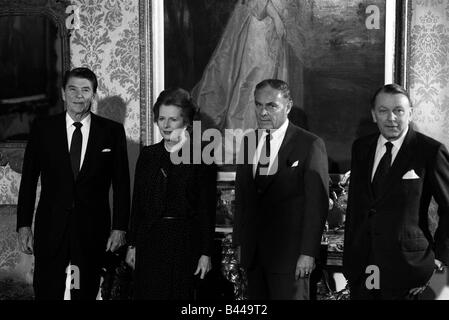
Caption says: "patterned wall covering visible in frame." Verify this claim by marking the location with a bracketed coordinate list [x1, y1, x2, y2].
[0, 164, 21, 205]
[409, 0, 449, 148]
[0, 164, 38, 293]
[69, 0, 141, 175]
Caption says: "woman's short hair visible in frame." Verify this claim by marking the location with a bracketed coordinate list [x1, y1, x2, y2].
[153, 88, 196, 125]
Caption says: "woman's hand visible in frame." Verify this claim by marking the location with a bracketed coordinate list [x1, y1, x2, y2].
[126, 246, 136, 269]
[194, 255, 212, 279]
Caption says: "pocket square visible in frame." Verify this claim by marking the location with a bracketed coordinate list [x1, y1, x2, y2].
[402, 169, 420, 180]
[102, 148, 111, 153]
[291, 160, 299, 167]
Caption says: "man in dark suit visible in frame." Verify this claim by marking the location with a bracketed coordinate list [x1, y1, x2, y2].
[16, 67, 130, 300]
[233, 79, 329, 300]
[343, 84, 449, 300]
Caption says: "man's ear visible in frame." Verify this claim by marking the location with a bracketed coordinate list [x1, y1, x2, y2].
[61, 88, 66, 102]
[408, 107, 414, 122]
[371, 109, 377, 123]
[286, 100, 293, 114]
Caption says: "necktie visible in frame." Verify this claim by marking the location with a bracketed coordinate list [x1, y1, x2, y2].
[372, 141, 393, 197]
[70, 122, 83, 179]
[255, 130, 271, 187]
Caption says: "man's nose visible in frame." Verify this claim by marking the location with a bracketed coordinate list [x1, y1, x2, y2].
[259, 107, 268, 116]
[387, 111, 396, 121]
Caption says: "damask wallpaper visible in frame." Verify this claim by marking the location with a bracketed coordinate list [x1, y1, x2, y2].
[410, 0, 449, 148]
[70, 0, 141, 175]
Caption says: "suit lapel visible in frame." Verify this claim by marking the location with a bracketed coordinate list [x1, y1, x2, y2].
[364, 135, 378, 202]
[55, 113, 75, 182]
[77, 113, 100, 181]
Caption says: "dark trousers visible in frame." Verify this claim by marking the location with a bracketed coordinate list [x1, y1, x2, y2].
[350, 278, 414, 300]
[247, 253, 310, 300]
[349, 269, 436, 300]
[33, 225, 101, 300]
[349, 246, 435, 300]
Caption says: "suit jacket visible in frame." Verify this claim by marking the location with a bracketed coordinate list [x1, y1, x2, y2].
[343, 127, 449, 290]
[233, 123, 329, 273]
[128, 140, 217, 256]
[17, 112, 130, 259]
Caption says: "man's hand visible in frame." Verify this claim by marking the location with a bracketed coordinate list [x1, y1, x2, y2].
[435, 258, 444, 271]
[125, 247, 136, 269]
[18, 227, 34, 255]
[409, 259, 444, 296]
[235, 246, 241, 263]
[106, 230, 126, 252]
[295, 255, 315, 280]
[194, 255, 212, 279]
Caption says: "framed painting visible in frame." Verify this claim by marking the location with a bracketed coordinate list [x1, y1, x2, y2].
[147, 0, 410, 172]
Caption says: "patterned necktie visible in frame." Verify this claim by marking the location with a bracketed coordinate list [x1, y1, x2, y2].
[372, 141, 393, 197]
[255, 130, 271, 187]
[70, 122, 83, 179]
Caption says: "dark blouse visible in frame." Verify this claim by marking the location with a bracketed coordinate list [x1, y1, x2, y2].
[128, 140, 217, 255]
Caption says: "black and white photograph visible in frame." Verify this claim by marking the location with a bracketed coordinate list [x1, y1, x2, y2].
[1, 0, 449, 312]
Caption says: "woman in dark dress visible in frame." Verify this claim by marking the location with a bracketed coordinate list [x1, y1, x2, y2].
[126, 88, 217, 299]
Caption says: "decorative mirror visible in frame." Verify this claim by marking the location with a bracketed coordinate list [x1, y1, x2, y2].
[0, 0, 71, 170]
[0, 0, 71, 145]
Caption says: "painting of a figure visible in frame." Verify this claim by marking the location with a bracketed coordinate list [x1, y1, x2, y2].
[164, 0, 387, 172]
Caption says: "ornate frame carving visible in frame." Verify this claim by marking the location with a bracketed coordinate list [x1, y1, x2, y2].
[0, 0, 72, 168]
[138, 0, 152, 146]
[395, 0, 413, 89]
[139, 0, 165, 146]
[0, 0, 71, 74]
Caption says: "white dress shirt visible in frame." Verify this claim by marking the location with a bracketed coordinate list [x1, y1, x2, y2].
[371, 126, 409, 181]
[253, 119, 289, 177]
[66, 112, 91, 170]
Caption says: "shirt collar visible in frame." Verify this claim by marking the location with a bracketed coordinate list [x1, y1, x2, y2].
[377, 125, 409, 151]
[66, 112, 91, 129]
[264, 119, 289, 140]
